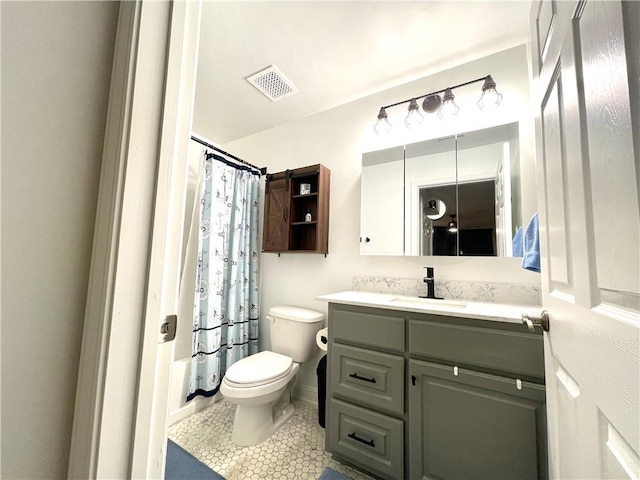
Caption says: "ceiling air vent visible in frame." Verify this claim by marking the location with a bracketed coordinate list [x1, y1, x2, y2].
[246, 65, 298, 102]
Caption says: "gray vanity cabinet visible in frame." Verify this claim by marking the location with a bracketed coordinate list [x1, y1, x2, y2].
[325, 303, 547, 480]
[409, 360, 547, 480]
[407, 316, 547, 480]
[326, 305, 405, 480]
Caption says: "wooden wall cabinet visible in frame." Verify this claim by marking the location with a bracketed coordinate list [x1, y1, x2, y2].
[262, 164, 330, 254]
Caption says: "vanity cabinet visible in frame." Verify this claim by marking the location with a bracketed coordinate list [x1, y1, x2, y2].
[326, 306, 405, 479]
[409, 360, 546, 480]
[262, 164, 330, 254]
[325, 303, 547, 480]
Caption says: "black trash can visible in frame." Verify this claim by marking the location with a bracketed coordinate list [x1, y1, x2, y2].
[316, 354, 327, 428]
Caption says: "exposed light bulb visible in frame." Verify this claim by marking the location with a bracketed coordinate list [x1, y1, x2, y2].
[373, 107, 392, 135]
[477, 75, 503, 110]
[438, 88, 459, 120]
[404, 98, 424, 128]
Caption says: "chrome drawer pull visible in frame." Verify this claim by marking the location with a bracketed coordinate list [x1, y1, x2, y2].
[348, 432, 376, 448]
[349, 372, 376, 383]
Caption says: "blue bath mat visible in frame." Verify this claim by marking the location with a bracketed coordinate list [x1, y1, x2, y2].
[165, 439, 226, 480]
[318, 467, 353, 480]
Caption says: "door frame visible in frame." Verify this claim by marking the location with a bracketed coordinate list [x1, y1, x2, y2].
[68, 1, 201, 477]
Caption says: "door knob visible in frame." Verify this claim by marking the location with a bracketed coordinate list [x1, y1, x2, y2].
[522, 311, 549, 332]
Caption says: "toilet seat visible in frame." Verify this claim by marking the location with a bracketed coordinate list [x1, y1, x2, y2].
[224, 351, 293, 388]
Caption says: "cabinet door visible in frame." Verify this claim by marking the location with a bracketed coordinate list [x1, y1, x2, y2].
[361, 146, 404, 255]
[409, 360, 547, 480]
[262, 177, 289, 251]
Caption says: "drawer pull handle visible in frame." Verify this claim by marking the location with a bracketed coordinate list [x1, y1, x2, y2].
[349, 373, 376, 384]
[348, 432, 376, 448]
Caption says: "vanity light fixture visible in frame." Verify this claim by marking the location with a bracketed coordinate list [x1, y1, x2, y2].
[438, 88, 459, 120]
[404, 98, 424, 128]
[477, 75, 503, 110]
[448, 214, 458, 233]
[373, 107, 392, 135]
[373, 74, 503, 134]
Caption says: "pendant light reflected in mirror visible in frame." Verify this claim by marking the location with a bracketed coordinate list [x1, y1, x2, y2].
[448, 214, 458, 233]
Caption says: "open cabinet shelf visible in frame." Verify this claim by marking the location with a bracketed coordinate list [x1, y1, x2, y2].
[262, 164, 330, 255]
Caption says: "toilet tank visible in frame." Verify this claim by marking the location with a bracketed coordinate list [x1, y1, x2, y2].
[268, 306, 324, 362]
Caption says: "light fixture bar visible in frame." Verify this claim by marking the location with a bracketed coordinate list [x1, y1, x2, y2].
[373, 74, 503, 134]
[381, 75, 491, 110]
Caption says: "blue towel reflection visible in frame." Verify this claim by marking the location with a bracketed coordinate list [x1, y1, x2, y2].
[522, 212, 540, 272]
[512, 226, 523, 257]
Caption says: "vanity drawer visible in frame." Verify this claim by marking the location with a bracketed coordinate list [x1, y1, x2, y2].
[332, 307, 404, 352]
[327, 398, 404, 480]
[409, 319, 545, 380]
[330, 343, 404, 416]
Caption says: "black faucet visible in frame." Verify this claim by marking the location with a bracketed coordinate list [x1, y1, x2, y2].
[419, 267, 443, 299]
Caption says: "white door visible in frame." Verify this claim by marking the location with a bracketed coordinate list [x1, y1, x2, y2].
[494, 142, 513, 257]
[531, 1, 639, 478]
[68, 1, 202, 478]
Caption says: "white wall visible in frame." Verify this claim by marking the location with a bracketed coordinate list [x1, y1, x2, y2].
[1, 2, 119, 478]
[219, 45, 540, 397]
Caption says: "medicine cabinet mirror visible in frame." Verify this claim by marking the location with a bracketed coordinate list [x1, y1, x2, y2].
[360, 122, 522, 257]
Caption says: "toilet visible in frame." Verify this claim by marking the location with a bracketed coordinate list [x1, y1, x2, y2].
[220, 305, 324, 446]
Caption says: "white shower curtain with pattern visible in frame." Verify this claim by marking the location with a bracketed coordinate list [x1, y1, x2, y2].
[187, 152, 260, 401]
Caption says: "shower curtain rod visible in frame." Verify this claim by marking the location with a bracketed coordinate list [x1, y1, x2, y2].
[190, 135, 267, 175]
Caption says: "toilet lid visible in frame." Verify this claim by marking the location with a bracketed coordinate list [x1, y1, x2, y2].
[224, 351, 293, 386]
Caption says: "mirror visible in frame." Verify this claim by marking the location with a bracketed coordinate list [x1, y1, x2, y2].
[360, 146, 404, 255]
[361, 122, 521, 256]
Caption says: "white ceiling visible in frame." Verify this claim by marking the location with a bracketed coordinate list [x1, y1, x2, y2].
[193, 1, 531, 145]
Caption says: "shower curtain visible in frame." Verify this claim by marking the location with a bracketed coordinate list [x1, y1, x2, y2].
[186, 152, 260, 401]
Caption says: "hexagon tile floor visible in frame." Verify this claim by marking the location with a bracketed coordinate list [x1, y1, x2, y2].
[168, 399, 374, 480]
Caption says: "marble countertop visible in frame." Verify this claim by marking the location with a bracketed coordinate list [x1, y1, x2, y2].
[317, 291, 545, 325]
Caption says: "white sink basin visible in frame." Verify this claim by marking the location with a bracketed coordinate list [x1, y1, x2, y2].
[387, 297, 467, 309]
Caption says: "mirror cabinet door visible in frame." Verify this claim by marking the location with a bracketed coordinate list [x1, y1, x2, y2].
[360, 122, 522, 257]
[456, 123, 520, 256]
[361, 146, 404, 255]
[404, 137, 457, 256]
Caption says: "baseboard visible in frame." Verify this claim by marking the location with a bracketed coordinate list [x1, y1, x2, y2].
[169, 393, 220, 426]
[293, 383, 318, 405]
[170, 384, 316, 425]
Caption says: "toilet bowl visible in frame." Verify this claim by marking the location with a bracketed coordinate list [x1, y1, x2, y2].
[220, 306, 324, 446]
